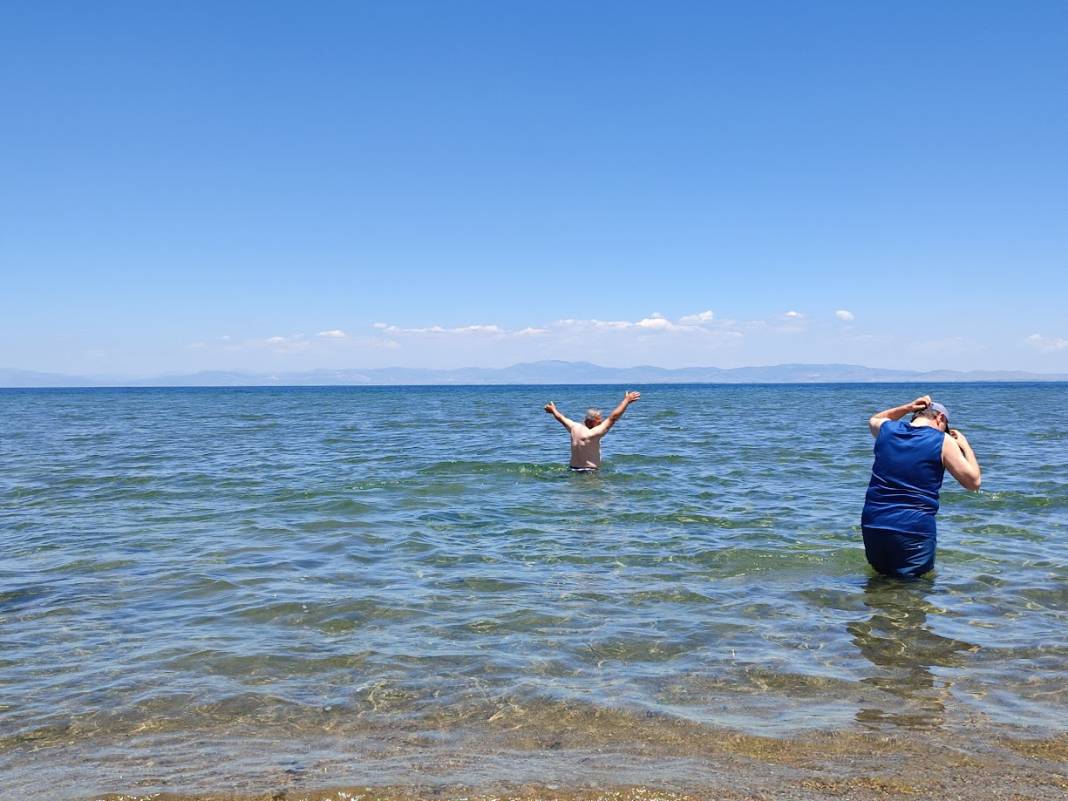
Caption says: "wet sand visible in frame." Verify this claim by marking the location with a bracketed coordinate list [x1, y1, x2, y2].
[8, 719, 1067, 801]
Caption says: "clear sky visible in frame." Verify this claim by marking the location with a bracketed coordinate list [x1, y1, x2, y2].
[2, 1, 1066, 376]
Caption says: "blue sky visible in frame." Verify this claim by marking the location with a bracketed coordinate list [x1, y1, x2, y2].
[2, 1, 1066, 375]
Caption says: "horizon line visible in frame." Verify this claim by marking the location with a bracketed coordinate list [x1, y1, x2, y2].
[2, 359, 1067, 389]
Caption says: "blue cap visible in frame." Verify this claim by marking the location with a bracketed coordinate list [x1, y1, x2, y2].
[929, 401, 950, 423]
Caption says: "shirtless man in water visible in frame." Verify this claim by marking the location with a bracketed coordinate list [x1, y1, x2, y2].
[544, 391, 641, 470]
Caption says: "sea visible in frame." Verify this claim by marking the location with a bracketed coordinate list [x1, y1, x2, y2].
[1, 383, 1067, 800]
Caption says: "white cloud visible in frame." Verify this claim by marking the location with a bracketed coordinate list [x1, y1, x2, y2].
[369, 322, 505, 335]
[367, 311, 741, 343]
[555, 318, 632, 331]
[186, 329, 401, 361]
[1026, 333, 1068, 352]
[749, 310, 807, 334]
[554, 311, 720, 333]
[679, 310, 715, 325]
[835, 309, 855, 321]
[561, 313, 745, 345]
[636, 314, 673, 330]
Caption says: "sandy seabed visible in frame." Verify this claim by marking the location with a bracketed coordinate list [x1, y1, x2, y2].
[11, 724, 1068, 801]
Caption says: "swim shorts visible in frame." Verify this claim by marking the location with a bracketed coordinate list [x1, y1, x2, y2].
[862, 526, 936, 578]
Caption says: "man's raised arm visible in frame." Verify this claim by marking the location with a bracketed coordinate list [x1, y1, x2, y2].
[943, 429, 981, 491]
[544, 401, 576, 431]
[589, 391, 640, 436]
[868, 395, 930, 437]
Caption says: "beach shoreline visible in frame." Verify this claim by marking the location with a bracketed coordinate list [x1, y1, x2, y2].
[7, 723, 1068, 801]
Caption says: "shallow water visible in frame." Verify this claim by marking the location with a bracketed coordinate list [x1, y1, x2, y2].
[1, 383, 1067, 799]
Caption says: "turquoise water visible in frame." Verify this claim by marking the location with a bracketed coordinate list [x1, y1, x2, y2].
[2, 384, 1067, 797]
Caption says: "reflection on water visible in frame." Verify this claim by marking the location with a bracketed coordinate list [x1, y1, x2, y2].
[850, 575, 980, 728]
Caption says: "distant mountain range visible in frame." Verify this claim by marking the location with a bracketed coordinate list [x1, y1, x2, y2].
[2, 361, 1065, 387]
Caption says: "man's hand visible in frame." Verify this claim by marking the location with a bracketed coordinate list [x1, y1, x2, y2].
[545, 401, 575, 431]
[869, 394, 930, 438]
[909, 395, 932, 413]
[948, 429, 970, 449]
[589, 391, 642, 436]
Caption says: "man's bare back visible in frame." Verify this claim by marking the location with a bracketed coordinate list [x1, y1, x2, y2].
[544, 391, 641, 470]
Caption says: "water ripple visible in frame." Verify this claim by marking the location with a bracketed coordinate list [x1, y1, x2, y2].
[1, 383, 1067, 795]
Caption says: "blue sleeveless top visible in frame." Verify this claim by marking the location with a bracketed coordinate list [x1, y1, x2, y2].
[862, 420, 945, 536]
